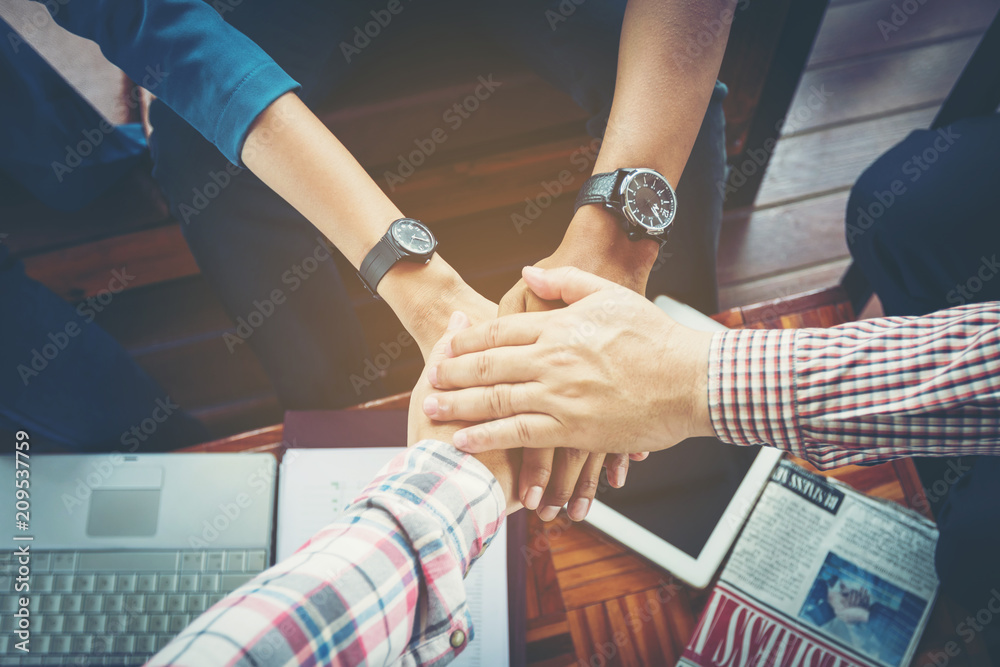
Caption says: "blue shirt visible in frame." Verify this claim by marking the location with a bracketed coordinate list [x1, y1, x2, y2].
[37, 0, 299, 165]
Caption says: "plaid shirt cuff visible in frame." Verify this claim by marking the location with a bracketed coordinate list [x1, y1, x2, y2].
[344, 440, 507, 665]
[709, 304, 1000, 469]
[708, 328, 805, 456]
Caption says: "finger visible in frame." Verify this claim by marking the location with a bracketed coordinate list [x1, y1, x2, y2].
[629, 452, 650, 462]
[432, 347, 541, 389]
[425, 311, 470, 365]
[604, 453, 631, 488]
[423, 383, 543, 423]
[447, 312, 550, 357]
[519, 448, 554, 511]
[497, 281, 528, 317]
[453, 413, 564, 453]
[538, 447, 589, 522]
[568, 453, 604, 521]
[521, 265, 619, 305]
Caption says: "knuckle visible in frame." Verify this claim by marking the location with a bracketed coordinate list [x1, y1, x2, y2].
[564, 448, 588, 466]
[484, 319, 504, 349]
[575, 477, 600, 498]
[513, 415, 533, 445]
[486, 384, 511, 418]
[548, 488, 574, 506]
[474, 353, 493, 383]
[528, 464, 551, 487]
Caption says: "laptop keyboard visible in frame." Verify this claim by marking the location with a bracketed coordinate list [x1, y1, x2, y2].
[0, 549, 267, 666]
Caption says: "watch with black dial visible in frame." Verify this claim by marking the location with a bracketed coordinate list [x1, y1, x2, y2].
[574, 168, 677, 245]
[358, 217, 438, 297]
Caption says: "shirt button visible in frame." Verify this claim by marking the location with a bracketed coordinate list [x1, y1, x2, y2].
[449, 630, 466, 648]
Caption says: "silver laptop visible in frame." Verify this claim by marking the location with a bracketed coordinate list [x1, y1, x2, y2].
[0, 453, 276, 666]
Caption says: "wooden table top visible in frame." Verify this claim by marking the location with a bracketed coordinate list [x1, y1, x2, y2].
[185, 288, 993, 666]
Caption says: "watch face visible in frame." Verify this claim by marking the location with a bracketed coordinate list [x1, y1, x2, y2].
[391, 219, 435, 255]
[620, 169, 677, 234]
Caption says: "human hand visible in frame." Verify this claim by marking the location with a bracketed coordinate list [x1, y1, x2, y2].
[828, 584, 871, 625]
[489, 208, 658, 520]
[423, 265, 715, 456]
[409, 311, 522, 515]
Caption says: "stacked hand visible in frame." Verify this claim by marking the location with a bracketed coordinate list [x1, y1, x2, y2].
[408, 238, 712, 524]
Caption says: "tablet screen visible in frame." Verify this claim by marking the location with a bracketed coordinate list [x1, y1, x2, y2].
[594, 437, 762, 559]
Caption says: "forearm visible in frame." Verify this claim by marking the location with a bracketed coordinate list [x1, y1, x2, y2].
[708, 302, 1000, 467]
[241, 93, 469, 346]
[563, 0, 735, 278]
[594, 0, 733, 185]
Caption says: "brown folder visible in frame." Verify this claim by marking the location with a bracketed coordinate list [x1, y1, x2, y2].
[283, 410, 527, 667]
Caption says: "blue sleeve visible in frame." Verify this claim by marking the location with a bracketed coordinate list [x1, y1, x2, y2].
[36, 0, 300, 165]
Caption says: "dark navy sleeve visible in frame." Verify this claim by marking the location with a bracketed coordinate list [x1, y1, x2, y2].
[35, 0, 300, 165]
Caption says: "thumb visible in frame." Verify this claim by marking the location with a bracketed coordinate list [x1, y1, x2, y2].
[522, 265, 616, 305]
[427, 311, 470, 365]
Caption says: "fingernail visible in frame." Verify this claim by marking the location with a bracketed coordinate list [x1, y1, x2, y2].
[617, 464, 629, 488]
[523, 486, 543, 511]
[568, 497, 591, 521]
[538, 505, 561, 522]
[522, 266, 544, 280]
[448, 311, 465, 330]
[452, 430, 468, 450]
[428, 365, 439, 387]
[422, 395, 438, 417]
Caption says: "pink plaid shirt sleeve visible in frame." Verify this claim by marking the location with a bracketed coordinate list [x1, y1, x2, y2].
[708, 302, 1000, 469]
[146, 440, 506, 667]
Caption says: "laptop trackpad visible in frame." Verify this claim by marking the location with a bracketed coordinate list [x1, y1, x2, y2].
[86, 466, 163, 538]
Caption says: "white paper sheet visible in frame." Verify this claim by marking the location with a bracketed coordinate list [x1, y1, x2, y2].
[277, 447, 509, 666]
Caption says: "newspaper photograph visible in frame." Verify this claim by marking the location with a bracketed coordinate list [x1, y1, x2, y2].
[680, 460, 939, 667]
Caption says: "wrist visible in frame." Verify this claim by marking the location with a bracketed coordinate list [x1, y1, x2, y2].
[377, 255, 466, 349]
[680, 327, 715, 439]
[473, 450, 522, 515]
[560, 205, 660, 289]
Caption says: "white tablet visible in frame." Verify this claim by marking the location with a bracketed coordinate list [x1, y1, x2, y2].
[583, 296, 783, 589]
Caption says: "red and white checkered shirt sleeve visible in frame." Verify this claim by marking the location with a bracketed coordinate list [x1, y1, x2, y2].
[147, 440, 506, 667]
[708, 302, 1000, 469]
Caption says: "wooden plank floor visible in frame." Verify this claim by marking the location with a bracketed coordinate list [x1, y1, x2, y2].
[717, 0, 999, 310]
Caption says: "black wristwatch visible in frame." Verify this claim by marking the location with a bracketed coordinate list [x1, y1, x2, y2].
[358, 218, 438, 297]
[574, 168, 677, 245]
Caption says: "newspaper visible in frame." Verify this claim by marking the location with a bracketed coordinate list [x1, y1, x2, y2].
[679, 460, 939, 667]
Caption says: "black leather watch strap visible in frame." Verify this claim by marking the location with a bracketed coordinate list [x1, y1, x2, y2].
[358, 236, 400, 296]
[573, 171, 624, 212]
